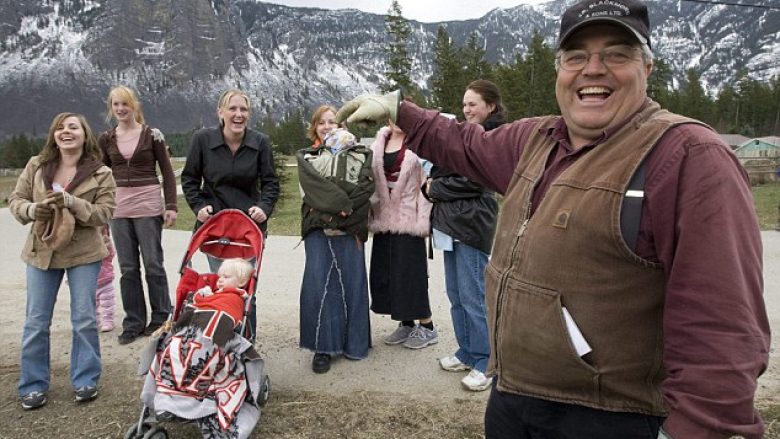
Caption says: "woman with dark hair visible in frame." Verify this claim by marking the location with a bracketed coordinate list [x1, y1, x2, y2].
[99, 85, 177, 345]
[181, 88, 280, 340]
[423, 79, 504, 391]
[10, 112, 116, 409]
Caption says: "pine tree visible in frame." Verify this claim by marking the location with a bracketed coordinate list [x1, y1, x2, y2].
[647, 57, 673, 108]
[1, 134, 41, 168]
[521, 32, 557, 116]
[460, 32, 492, 83]
[383, 0, 414, 94]
[676, 69, 713, 124]
[495, 32, 557, 120]
[430, 26, 464, 114]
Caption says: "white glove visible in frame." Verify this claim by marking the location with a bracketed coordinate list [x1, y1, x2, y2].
[336, 90, 401, 126]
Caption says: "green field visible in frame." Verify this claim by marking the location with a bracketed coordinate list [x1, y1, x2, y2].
[172, 164, 301, 236]
[753, 181, 780, 230]
[2, 167, 779, 232]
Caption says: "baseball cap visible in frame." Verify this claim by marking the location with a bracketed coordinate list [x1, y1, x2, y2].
[558, 0, 651, 49]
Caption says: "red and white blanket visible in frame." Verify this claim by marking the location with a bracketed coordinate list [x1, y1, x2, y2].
[139, 307, 264, 439]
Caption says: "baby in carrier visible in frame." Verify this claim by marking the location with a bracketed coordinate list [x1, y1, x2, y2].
[140, 258, 263, 439]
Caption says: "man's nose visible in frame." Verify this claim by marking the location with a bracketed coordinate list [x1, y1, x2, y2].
[582, 52, 608, 74]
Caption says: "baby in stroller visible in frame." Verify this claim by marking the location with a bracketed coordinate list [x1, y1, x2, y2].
[137, 258, 265, 439]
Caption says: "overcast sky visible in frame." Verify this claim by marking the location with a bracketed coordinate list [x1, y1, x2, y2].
[265, 0, 551, 23]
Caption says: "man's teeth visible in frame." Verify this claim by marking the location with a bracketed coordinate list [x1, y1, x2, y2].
[579, 86, 611, 96]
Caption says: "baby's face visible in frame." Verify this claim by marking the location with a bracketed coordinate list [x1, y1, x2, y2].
[216, 268, 242, 290]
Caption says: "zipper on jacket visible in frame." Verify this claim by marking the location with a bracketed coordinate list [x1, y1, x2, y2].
[494, 196, 534, 378]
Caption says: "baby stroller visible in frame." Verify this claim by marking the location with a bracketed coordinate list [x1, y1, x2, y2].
[125, 209, 271, 439]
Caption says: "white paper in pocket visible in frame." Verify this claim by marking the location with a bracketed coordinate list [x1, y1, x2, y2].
[562, 307, 592, 357]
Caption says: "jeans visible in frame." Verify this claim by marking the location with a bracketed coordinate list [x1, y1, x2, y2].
[443, 241, 490, 372]
[485, 386, 663, 439]
[111, 216, 171, 334]
[19, 261, 102, 396]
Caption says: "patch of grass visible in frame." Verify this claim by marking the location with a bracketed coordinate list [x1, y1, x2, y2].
[173, 166, 302, 236]
[0, 175, 19, 207]
[3, 164, 779, 234]
[753, 181, 780, 231]
[760, 402, 780, 438]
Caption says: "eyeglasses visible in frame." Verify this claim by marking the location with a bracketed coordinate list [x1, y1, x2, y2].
[557, 45, 641, 72]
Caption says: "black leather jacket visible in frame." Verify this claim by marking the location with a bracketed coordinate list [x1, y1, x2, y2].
[422, 114, 503, 254]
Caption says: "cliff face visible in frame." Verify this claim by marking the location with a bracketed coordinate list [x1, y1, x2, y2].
[0, 0, 777, 137]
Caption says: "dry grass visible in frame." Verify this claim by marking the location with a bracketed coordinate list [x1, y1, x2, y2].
[0, 364, 486, 438]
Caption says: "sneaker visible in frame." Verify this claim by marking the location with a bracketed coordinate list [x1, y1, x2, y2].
[21, 391, 47, 410]
[312, 353, 331, 374]
[402, 325, 438, 349]
[439, 355, 470, 372]
[383, 324, 415, 345]
[461, 370, 492, 392]
[74, 386, 98, 403]
[117, 330, 139, 345]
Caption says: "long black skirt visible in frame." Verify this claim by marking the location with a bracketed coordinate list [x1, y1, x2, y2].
[369, 233, 430, 321]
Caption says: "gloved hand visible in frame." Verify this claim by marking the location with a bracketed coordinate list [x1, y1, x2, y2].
[33, 203, 54, 221]
[336, 90, 401, 126]
[44, 191, 74, 209]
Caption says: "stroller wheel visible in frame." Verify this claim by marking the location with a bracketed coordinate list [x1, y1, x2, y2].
[142, 425, 168, 439]
[259, 375, 271, 407]
[124, 422, 153, 439]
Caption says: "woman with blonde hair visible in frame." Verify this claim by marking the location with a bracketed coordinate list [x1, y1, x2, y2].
[305, 104, 339, 147]
[98, 85, 178, 345]
[182, 88, 279, 340]
[10, 112, 115, 409]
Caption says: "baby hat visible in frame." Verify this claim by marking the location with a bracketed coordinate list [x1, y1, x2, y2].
[323, 128, 356, 153]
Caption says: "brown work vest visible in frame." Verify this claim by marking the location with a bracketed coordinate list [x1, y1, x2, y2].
[485, 103, 696, 415]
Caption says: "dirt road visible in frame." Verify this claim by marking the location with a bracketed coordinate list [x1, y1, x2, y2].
[0, 208, 776, 438]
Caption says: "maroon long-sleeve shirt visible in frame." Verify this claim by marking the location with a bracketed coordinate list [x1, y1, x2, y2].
[397, 100, 770, 439]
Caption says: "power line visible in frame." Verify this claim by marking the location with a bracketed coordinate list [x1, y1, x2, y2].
[681, 0, 780, 10]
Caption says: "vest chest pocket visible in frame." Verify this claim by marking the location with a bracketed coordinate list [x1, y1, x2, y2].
[496, 276, 600, 404]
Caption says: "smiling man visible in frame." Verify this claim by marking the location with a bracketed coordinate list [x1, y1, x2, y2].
[336, 0, 770, 437]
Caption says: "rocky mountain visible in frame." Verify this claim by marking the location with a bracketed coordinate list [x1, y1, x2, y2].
[0, 0, 777, 138]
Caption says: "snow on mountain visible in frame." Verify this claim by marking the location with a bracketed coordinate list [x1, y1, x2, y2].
[0, 0, 777, 138]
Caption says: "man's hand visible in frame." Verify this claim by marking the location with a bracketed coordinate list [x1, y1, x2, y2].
[197, 205, 213, 223]
[336, 90, 401, 126]
[248, 206, 267, 224]
[163, 210, 177, 228]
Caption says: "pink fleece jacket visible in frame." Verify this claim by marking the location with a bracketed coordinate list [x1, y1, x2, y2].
[368, 127, 432, 237]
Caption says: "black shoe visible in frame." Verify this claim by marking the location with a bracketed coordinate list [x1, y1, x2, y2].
[118, 331, 139, 345]
[312, 353, 331, 374]
[74, 386, 98, 403]
[21, 391, 47, 410]
[143, 322, 163, 336]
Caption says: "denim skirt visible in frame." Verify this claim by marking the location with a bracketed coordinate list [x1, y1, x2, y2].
[299, 229, 371, 359]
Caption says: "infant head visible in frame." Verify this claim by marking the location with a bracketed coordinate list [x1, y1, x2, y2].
[216, 258, 253, 290]
[323, 128, 356, 153]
